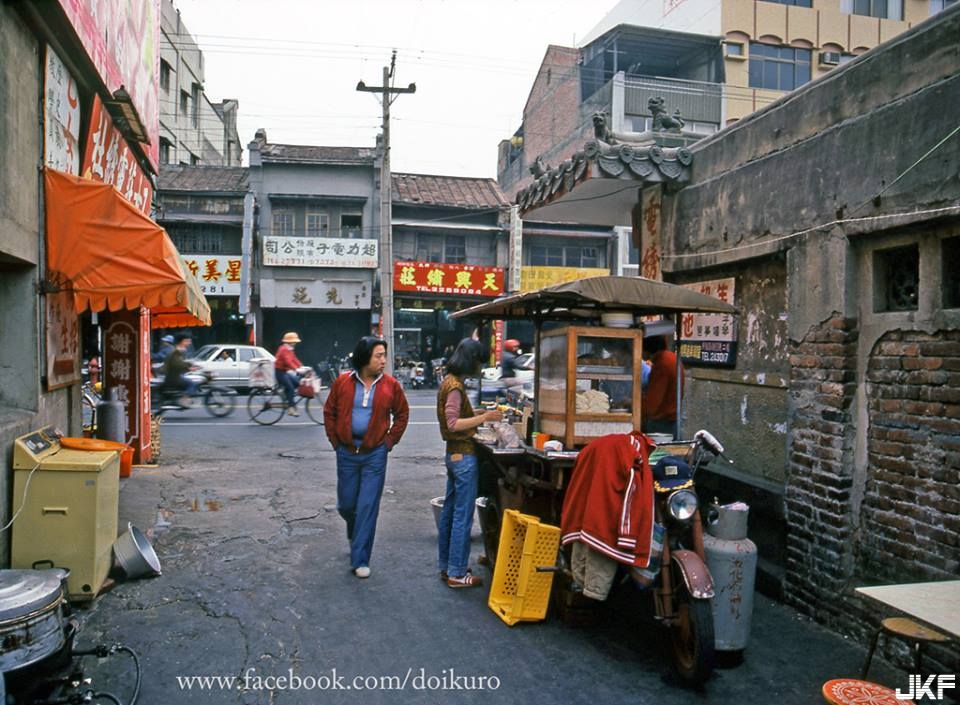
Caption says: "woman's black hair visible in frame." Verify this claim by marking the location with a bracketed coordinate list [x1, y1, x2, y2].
[446, 338, 485, 377]
[645, 335, 668, 355]
[351, 336, 387, 370]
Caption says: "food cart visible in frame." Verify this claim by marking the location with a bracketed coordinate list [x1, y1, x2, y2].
[451, 275, 736, 536]
[451, 275, 739, 683]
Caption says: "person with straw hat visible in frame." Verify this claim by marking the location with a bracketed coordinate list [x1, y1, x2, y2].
[275, 331, 305, 416]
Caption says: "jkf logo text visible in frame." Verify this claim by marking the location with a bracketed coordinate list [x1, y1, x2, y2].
[896, 675, 955, 701]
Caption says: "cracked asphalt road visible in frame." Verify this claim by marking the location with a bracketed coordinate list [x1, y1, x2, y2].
[70, 390, 901, 704]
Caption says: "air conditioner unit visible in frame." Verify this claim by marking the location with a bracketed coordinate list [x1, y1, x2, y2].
[819, 52, 842, 66]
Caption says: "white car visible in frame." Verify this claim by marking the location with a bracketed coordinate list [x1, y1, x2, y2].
[188, 344, 275, 388]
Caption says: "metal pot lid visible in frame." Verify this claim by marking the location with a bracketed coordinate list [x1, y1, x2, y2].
[0, 569, 65, 620]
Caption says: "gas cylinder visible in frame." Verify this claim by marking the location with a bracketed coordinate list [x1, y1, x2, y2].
[95, 387, 127, 444]
[703, 501, 757, 653]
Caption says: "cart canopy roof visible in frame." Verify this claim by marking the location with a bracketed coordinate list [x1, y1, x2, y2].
[450, 276, 737, 322]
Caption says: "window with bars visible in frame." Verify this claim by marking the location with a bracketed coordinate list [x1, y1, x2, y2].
[272, 211, 294, 236]
[841, 0, 903, 18]
[159, 138, 172, 165]
[942, 237, 960, 308]
[415, 233, 466, 263]
[749, 44, 812, 91]
[340, 213, 363, 238]
[191, 83, 201, 128]
[160, 60, 171, 92]
[306, 212, 329, 237]
[169, 225, 225, 254]
[874, 244, 919, 312]
[529, 244, 601, 267]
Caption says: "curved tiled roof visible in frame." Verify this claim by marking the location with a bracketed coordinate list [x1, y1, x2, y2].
[158, 165, 249, 192]
[260, 144, 377, 164]
[515, 138, 693, 217]
[392, 173, 509, 209]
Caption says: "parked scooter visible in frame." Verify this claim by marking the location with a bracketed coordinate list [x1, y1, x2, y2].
[150, 369, 237, 418]
[551, 430, 731, 685]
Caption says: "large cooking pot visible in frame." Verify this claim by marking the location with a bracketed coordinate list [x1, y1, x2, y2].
[0, 568, 69, 672]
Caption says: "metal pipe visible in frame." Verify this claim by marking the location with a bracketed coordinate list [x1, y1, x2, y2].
[674, 313, 682, 440]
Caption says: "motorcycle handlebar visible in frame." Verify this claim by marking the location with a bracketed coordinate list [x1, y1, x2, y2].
[694, 429, 733, 464]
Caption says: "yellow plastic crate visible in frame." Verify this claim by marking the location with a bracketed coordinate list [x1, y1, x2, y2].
[488, 509, 561, 626]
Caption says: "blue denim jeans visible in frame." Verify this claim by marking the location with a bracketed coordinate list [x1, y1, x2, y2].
[278, 370, 298, 408]
[437, 452, 478, 578]
[336, 444, 388, 569]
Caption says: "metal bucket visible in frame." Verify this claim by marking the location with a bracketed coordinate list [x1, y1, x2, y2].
[430, 496, 481, 538]
[708, 502, 750, 541]
[112, 523, 161, 579]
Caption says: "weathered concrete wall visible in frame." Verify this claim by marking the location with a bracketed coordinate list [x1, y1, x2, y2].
[676, 257, 790, 484]
[659, 7, 960, 646]
[0, 6, 74, 568]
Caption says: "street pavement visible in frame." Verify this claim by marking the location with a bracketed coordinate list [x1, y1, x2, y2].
[71, 389, 903, 704]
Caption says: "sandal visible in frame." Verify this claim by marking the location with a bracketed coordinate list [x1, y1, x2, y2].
[446, 573, 483, 588]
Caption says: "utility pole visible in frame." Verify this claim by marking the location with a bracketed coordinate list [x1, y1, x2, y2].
[357, 50, 415, 376]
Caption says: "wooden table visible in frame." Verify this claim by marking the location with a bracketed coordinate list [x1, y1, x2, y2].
[855, 580, 960, 638]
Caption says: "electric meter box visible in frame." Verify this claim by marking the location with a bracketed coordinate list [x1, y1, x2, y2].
[11, 428, 120, 601]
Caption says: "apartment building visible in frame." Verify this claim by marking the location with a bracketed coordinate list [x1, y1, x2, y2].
[499, 0, 949, 197]
[159, 0, 242, 166]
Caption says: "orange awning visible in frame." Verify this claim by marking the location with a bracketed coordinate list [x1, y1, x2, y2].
[44, 168, 211, 329]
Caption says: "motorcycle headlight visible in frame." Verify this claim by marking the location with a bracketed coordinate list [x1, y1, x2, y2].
[667, 489, 698, 522]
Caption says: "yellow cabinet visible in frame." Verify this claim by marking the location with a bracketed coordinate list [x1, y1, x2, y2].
[12, 429, 119, 601]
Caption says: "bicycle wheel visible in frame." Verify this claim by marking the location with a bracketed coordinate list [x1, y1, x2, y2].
[204, 388, 236, 418]
[304, 393, 325, 425]
[247, 388, 285, 425]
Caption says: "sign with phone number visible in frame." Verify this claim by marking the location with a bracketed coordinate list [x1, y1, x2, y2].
[680, 341, 737, 366]
[679, 277, 737, 367]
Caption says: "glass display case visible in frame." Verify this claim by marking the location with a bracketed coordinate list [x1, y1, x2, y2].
[538, 325, 644, 448]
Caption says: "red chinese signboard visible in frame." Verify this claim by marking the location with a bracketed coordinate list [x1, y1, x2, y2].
[393, 261, 504, 298]
[81, 94, 154, 214]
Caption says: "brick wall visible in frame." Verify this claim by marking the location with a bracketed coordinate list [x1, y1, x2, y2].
[785, 316, 859, 626]
[860, 330, 960, 583]
[787, 321, 960, 672]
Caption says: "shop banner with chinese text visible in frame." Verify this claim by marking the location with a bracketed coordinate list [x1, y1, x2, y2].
[394, 261, 504, 298]
[262, 236, 378, 268]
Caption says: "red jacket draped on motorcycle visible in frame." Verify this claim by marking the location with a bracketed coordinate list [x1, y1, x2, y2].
[560, 432, 657, 567]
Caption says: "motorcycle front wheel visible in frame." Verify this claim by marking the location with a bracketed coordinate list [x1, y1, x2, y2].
[204, 388, 236, 417]
[247, 388, 285, 425]
[669, 582, 715, 686]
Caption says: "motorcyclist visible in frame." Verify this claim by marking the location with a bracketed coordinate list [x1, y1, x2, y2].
[500, 339, 523, 387]
[275, 331, 305, 416]
[152, 334, 175, 363]
[160, 334, 198, 405]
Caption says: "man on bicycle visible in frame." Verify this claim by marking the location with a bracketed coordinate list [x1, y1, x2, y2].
[275, 331, 305, 416]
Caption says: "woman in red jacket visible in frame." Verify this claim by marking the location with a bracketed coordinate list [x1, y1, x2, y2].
[323, 336, 409, 578]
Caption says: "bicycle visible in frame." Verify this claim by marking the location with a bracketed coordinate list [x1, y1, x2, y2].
[81, 380, 101, 434]
[247, 368, 327, 425]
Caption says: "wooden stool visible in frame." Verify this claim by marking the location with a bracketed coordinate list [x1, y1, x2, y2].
[822, 678, 914, 705]
[861, 617, 952, 679]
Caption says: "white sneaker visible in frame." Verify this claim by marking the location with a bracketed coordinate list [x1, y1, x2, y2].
[354, 566, 371, 579]
[287, 407, 299, 417]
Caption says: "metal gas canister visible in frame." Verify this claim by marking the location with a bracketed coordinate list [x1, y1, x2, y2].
[703, 501, 758, 655]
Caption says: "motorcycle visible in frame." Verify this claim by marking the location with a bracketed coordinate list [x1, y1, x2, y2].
[150, 369, 237, 418]
[546, 430, 730, 685]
